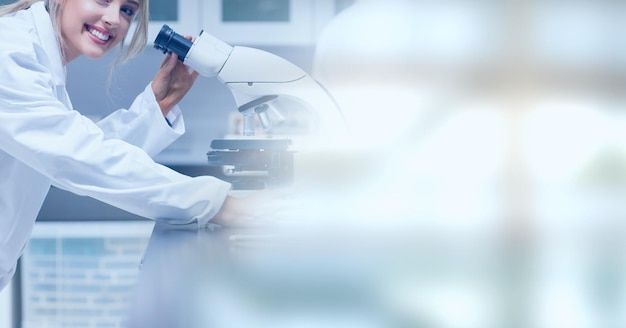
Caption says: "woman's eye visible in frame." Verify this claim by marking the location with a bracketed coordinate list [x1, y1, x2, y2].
[121, 7, 135, 17]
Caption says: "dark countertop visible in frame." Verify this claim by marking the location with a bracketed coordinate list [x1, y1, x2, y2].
[123, 221, 409, 328]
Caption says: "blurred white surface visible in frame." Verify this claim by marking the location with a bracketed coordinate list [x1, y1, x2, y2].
[309, 1, 626, 327]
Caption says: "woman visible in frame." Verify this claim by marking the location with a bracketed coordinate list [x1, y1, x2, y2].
[0, 0, 258, 291]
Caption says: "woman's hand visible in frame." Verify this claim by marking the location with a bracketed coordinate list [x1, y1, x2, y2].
[210, 191, 291, 228]
[151, 51, 200, 116]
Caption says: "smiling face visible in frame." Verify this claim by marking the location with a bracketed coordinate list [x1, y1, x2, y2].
[59, 0, 140, 62]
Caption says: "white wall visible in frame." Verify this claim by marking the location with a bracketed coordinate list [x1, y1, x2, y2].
[0, 281, 13, 328]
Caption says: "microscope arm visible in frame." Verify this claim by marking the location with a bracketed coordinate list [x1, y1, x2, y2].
[218, 47, 347, 139]
[217, 46, 347, 139]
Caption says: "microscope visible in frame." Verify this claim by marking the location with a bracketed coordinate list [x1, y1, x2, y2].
[153, 25, 347, 190]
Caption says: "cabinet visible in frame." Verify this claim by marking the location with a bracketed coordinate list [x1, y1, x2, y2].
[140, 0, 342, 46]
[202, 0, 337, 45]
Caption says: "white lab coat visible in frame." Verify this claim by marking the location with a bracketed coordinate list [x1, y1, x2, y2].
[0, 2, 231, 290]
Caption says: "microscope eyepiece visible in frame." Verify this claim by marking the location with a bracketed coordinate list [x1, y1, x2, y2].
[153, 24, 192, 61]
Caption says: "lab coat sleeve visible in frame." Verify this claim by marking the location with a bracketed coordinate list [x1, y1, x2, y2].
[0, 48, 231, 227]
[95, 83, 183, 157]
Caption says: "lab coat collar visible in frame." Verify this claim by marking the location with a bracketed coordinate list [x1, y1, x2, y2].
[30, 1, 66, 86]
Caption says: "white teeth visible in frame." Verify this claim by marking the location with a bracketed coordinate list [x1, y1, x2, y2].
[88, 27, 110, 41]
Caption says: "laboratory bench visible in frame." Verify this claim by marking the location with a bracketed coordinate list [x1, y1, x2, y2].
[24, 160, 424, 327]
[124, 221, 407, 328]
[21, 217, 424, 328]
[122, 216, 518, 328]
[22, 163, 510, 328]
[23, 197, 626, 328]
[23, 161, 626, 328]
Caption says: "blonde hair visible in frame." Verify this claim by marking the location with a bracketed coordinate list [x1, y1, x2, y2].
[0, 0, 149, 63]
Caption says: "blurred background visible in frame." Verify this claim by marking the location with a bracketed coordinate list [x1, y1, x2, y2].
[2, 0, 626, 327]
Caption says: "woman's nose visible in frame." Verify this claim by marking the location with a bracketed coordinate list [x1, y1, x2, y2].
[102, 4, 121, 27]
